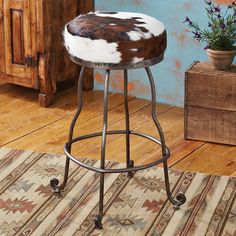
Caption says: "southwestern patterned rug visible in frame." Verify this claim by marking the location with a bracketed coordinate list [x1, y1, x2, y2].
[0, 148, 235, 236]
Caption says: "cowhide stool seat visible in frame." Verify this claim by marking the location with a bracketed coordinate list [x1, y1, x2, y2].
[50, 11, 186, 229]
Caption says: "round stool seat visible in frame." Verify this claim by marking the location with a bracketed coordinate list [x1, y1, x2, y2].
[64, 11, 167, 66]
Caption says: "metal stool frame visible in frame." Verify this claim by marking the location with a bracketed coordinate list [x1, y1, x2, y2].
[50, 56, 186, 229]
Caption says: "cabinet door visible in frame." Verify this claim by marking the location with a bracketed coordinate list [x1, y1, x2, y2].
[3, 0, 37, 88]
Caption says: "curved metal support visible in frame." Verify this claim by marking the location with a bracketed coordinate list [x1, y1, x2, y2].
[145, 67, 166, 157]
[68, 66, 85, 149]
[96, 70, 110, 228]
[50, 66, 85, 194]
[124, 69, 130, 167]
[50, 62, 186, 229]
[124, 70, 134, 176]
[145, 67, 186, 209]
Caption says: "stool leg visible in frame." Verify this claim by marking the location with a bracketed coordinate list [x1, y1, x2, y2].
[95, 70, 110, 229]
[145, 67, 166, 155]
[145, 67, 186, 209]
[50, 66, 85, 195]
[124, 70, 134, 177]
[163, 160, 186, 209]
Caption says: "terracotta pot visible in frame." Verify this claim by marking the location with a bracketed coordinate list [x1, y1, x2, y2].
[206, 48, 236, 70]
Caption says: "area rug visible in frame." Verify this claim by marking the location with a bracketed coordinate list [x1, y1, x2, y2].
[0, 148, 235, 236]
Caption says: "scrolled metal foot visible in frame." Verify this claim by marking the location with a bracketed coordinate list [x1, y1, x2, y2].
[50, 178, 62, 195]
[94, 215, 103, 229]
[128, 160, 135, 177]
[163, 161, 186, 210]
[173, 192, 186, 210]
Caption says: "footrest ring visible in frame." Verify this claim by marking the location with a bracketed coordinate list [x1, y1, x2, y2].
[64, 130, 170, 174]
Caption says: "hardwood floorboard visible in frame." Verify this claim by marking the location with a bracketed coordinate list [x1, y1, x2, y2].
[87, 107, 204, 166]
[0, 82, 235, 176]
[6, 96, 151, 154]
[172, 143, 236, 176]
[0, 88, 105, 146]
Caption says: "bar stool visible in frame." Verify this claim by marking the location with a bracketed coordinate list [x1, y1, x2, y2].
[50, 11, 186, 229]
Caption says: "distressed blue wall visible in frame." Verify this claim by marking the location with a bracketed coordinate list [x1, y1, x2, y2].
[94, 0, 231, 107]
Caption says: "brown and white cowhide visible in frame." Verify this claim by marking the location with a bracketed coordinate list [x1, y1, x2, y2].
[64, 11, 167, 64]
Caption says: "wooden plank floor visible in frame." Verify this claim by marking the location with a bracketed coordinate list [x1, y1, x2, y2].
[0, 81, 235, 176]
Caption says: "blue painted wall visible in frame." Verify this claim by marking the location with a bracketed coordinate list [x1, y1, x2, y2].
[94, 0, 232, 107]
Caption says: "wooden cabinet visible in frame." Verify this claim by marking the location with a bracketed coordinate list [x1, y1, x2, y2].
[185, 61, 236, 145]
[0, 0, 94, 107]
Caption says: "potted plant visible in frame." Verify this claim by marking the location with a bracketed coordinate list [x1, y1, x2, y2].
[183, 0, 236, 70]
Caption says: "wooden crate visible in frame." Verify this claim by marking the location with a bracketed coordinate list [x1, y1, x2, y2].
[185, 61, 236, 145]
